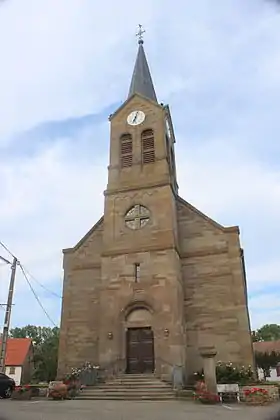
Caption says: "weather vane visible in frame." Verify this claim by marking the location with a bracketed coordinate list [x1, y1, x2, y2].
[136, 24, 145, 44]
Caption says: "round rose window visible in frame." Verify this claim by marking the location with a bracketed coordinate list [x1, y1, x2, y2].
[124, 205, 150, 230]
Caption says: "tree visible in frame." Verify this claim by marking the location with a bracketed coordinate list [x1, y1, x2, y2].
[10, 325, 56, 346]
[253, 324, 280, 342]
[10, 325, 59, 382]
[32, 327, 60, 382]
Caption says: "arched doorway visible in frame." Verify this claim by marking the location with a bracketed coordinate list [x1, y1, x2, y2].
[125, 308, 155, 374]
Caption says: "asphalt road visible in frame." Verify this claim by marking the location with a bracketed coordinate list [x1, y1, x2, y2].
[0, 399, 279, 420]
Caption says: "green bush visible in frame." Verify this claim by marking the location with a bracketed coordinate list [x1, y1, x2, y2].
[216, 362, 255, 385]
[193, 362, 255, 385]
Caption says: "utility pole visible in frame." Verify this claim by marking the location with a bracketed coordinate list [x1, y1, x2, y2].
[0, 256, 17, 373]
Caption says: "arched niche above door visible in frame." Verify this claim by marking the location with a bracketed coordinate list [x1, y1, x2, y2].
[126, 308, 152, 324]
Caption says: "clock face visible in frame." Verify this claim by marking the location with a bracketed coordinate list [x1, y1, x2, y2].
[127, 110, 145, 126]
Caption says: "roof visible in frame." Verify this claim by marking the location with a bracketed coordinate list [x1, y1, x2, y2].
[128, 40, 157, 103]
[63, 215, 104, 253]
[253, 340, 280, 354]
[0, 338, 32, 366]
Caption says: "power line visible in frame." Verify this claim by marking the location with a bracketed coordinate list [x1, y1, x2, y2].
[0, 240, 62, 299]
[20, 265, 62, 299]
[0, 241, 16, 259]
[0, 255, 12, 265]
[19, 264, 57, 327]
[0, 241, 60, 325]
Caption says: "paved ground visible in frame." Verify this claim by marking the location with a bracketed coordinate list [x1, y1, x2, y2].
[0, 399, 279, 420]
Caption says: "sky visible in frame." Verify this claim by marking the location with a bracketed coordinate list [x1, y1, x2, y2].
[0, 0, 280, 332]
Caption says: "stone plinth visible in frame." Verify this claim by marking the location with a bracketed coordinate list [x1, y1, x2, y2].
[199, 346, 217, 394]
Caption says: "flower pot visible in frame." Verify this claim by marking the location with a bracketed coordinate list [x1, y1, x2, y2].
[48, 383, 68, 400]
[245, 395, 271, 406]
[12, 390, 32, 400]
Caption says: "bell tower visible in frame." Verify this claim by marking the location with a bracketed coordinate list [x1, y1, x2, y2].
[106, 30, 178, 198]
[102, 29, 180, 255]
[98, 27, 185, 370]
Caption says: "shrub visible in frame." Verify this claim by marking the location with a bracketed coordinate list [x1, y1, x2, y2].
[193, 362, 255, 385]
[216, 362, 255, 385]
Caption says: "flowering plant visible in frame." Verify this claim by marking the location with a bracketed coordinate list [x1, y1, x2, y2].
[14, 385, 31, 393]
[193, 381, 220, 404]
[244, 387, 268, 397]
[63, 361, 99, 383]
[61, 361, 100, 399]
[193, 361, 254, 385]
[216, 362, 254, 385]
[244, 387, 270, 405]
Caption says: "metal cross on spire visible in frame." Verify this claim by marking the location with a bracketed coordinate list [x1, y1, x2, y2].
[136, 24, 145, 44]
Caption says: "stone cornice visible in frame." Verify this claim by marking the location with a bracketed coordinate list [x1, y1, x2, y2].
[224, 226, 240, 234]
[102, 243, 180, 258]
[104, 180, 172, 196]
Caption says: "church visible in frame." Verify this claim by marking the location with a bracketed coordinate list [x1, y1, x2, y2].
[57, 33, 254, 381]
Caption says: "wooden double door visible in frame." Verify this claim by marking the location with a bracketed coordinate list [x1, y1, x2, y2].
[126, 327, 155, 374]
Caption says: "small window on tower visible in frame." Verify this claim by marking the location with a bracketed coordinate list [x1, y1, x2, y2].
[120, 133, 133, 167]
[141, 129, 155, 164]
[134, 263, 140, 282]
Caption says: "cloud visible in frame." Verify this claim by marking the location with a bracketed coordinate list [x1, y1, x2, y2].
[0, 0, 161, 138]
[0, 0, 280, 329]
[247, 260, 280, 290]
[249, 292, 280, 329]
[0, 117, 108, 327]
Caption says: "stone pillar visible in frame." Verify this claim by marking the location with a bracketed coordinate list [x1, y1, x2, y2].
[199, 346, 217, 394]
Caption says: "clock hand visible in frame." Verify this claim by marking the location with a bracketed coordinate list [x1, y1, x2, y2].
[133, 112, 138, 123]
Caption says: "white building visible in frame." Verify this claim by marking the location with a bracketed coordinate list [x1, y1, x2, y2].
[0, 338, 34, 385]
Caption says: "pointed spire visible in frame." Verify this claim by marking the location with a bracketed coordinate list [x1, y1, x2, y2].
[128, 25, 157, 103]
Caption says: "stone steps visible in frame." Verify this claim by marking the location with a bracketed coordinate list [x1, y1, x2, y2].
[77, 395, 175, 401]
[77, 373, 176, 401]
[96, 385, 171, 389]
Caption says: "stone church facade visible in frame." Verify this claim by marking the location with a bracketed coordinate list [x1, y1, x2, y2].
[57, 38, 254, 380]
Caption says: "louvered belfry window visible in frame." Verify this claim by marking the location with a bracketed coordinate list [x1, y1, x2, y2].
[120, 133, 133, 168]
[141, 129, 155, 164]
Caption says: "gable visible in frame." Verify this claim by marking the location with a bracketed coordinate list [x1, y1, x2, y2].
[177, 196, 225, 232]
[176, 196, 239, 255]
[109, 93, 163, 123]
[63, 216, 104, 255]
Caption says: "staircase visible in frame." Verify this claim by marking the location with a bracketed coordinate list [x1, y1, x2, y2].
[77, 373, 176, 401]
